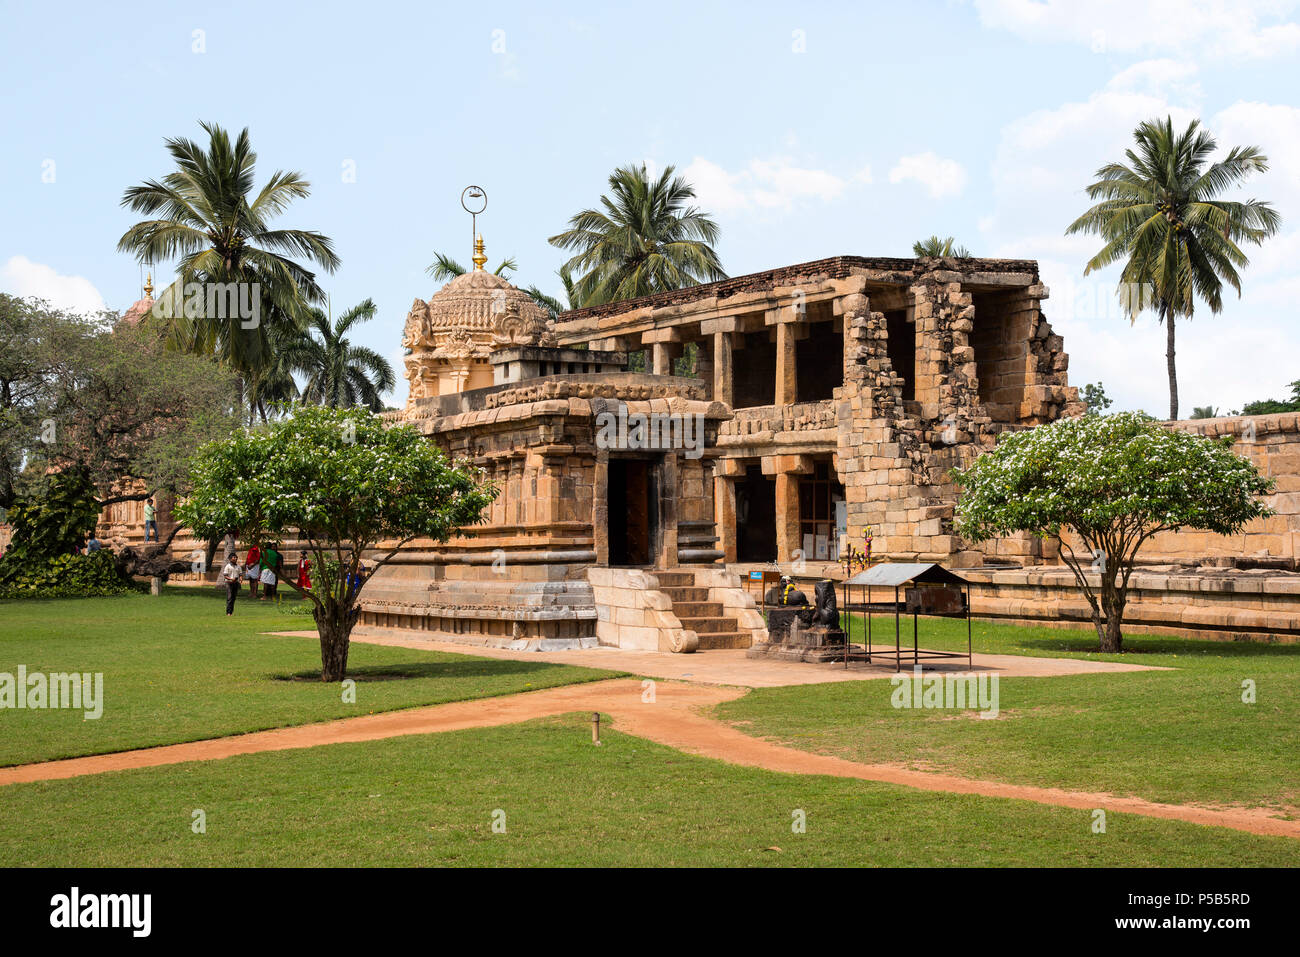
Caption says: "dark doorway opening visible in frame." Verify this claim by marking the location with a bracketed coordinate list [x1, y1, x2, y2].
[795, 320, 844, 402]
[608, 458, 655, 566]
[735, 465, 777, 562]
[732, 329, 777, 408]
[884, 310, 915, 401]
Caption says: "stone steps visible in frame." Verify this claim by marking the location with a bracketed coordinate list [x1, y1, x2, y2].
[673, 600, 724, 618]
[694, 631, 754, 650]
[661, 585, 710, 603]
[661, 568, 751, 650]
[676, 616, 735, 634]
[654, 571, 696, 588]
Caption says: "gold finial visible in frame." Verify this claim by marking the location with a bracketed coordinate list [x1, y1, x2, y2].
[144, 272, 154, 298]
[472, 234, 487, 271]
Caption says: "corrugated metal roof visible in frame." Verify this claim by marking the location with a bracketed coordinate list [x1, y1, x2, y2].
[843, 562, 969, 587]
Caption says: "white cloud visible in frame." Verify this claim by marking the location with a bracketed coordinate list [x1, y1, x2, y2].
[681, 156, 847, 212]
[1211, 100, 1300, 214]
[971, 0, 1300, 60]
[982, 66, 1300, 416]
[888, 152, 968, 198]
[1105, 58, 1203, 101]
[0, 256, 105, 315]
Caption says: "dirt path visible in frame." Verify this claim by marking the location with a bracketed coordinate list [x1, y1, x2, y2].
[2, 677, 1295, 840]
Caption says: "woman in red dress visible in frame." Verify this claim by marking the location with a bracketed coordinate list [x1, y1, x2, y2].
[296, 554, 311, 591]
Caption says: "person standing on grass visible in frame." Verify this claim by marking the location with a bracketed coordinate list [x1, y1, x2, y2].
[259, 542, 280, 601]
[143, 498, 157, 542]
[245, 542, 261, 599]
[296, 553, 311, 591]
[220, 553, 242, 615]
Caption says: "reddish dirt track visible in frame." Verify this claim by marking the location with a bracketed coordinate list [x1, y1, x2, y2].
[1, 677, 1296, 840]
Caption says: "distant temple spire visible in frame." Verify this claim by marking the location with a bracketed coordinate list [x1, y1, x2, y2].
[143, 271, 154, 298]
[472, 234, 487, 271]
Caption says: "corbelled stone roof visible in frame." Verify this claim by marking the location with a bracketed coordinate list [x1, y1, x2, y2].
[427, 269, 548, 332]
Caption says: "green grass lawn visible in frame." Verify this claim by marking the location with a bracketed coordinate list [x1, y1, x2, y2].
[0, 588, 618, 767]
[719, 615, 1300, 810]
[2, 713, 1296, 867]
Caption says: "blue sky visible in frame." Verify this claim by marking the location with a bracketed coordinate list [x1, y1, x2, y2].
[2, 0, 1298, 413]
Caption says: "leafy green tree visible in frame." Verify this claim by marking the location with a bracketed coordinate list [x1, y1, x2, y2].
[1081, 381, 1113, 414]
[912, 235, 970, 257]
[1066, 116, 1280, 420]
[0, 298, 239, 516]
[288, 298, 395, 412]
[1190, 406, 1219, 419]
[954, 411, 1272, 652]
[177, 406, 495, 680]
[1239, 380, 1300, 416]
[117, 121, 339, 398]
[0, 294, 91, 508]
[549, 163, 726, 306]
[0, 471, 100, 576]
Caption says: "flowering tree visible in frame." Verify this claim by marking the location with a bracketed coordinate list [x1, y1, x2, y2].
[953, 412, 1272, 652]
[178, 405, 494, 680]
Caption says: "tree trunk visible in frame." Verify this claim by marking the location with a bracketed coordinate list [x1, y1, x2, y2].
[319, 619, 352, 682]
[1166, 305, 1178, 421]
[1098, 571, 1124, 654]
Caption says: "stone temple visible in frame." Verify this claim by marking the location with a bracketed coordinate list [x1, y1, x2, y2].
[357, 247, 1088, 651]
[77, 247, 1300, 649]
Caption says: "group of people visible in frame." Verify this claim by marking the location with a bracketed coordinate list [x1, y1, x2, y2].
[218, 540, 312, 616]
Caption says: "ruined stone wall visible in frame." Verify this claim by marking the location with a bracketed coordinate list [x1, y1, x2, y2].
[833, 272, 1080, 567]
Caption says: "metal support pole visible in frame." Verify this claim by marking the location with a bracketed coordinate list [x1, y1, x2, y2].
[894, 585, 901, 672]
[966, 585, 972, 668]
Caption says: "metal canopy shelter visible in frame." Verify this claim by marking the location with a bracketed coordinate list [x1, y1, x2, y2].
[839, 562, 972, 671]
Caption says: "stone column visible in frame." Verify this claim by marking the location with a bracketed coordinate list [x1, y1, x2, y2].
[657, 452, 679, 567]
[715, 472, 737, 563]
[774, 471, 799, 564]
[592, 451, 609, 566]
[652, 343, 671, 375]
[775, 320, 797, 406]
[712, 331, 733, 405]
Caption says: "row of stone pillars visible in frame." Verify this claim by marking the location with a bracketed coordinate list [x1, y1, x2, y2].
[638, 315, 802, 407]
[713, 454, 816, 565]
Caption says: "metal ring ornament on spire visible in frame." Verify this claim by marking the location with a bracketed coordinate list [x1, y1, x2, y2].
[461, 186, 487, 215]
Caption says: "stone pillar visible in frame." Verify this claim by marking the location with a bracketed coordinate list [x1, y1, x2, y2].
[652, 343, 671, 375]
[774, 471, 799, 564]
[715, 472, 737, 563]
[593, 451, 609, 566]
[712, 331, 733, 406]
[657, 452, 679, 567]
[775, 321, 797, 406]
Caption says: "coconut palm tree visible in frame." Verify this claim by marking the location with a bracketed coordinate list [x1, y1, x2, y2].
[912, 235, 970, 257]
[524, 268, 582, 319]
[425, 252, 519, 282]
[117, 121, 339, 381]
[1066, 116, 1279, 420]
[291, 298, 395, 411]
[549, 163, 726, 306]
[244, 316, 303, 424]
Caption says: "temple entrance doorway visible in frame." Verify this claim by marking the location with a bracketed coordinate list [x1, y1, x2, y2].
[736, 465, 776, 562]
[608, 457, 656, 566]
